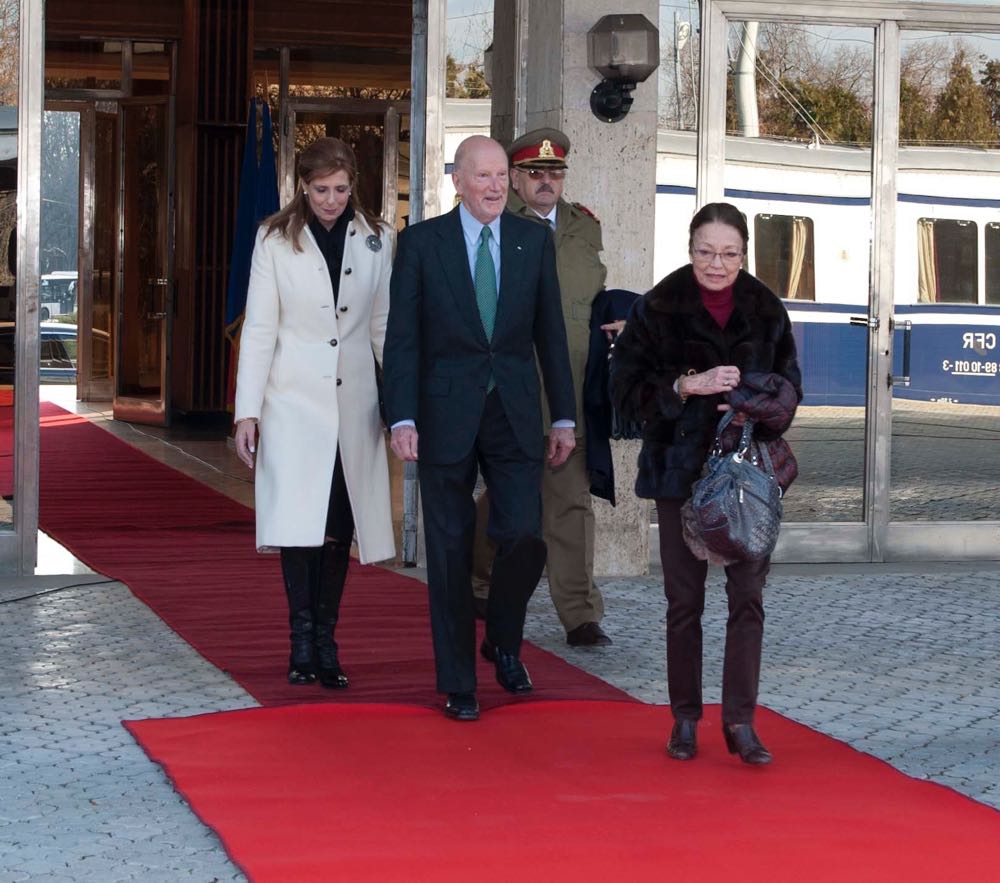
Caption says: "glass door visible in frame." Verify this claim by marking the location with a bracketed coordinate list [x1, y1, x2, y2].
[704, 0, 1000, 562]
[112, 98, 173, 425]
[42, 102, 116, 403]
[884, 26, 1000, 559]
[711, 13, 878, 562]
[279, 99, 407, 228]
[77, 103, 117, 402]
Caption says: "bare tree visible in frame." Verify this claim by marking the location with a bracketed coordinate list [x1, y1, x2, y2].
[0, 0, 18, 107]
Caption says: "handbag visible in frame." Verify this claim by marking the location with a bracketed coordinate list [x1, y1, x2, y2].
[689, 412, 783, 562]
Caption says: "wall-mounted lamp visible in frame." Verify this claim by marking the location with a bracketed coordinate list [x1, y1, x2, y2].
[587, 14, 659, 123]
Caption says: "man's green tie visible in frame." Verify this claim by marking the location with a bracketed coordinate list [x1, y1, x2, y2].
[475, 226, 498, 393]
[475, 225, 497, 340]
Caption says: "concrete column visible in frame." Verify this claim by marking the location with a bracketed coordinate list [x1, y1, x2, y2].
[493, 0, 658, 576]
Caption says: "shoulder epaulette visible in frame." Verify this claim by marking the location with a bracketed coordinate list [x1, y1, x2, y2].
[573, 202, 600, 223]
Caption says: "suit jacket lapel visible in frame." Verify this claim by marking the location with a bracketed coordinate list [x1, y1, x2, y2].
[437, 206, 489, 345]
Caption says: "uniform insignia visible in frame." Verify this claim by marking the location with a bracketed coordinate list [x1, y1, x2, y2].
[573, 202, 600, 223]
[539, 139, 556, 159]
[366, 234, 382, 252]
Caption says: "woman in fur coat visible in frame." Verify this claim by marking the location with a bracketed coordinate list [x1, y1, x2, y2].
[611, 202, 802, 765]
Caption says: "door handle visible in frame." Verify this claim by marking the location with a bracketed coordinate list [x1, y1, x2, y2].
[891, 318, 912, 388]
[849, 315, 880, 331]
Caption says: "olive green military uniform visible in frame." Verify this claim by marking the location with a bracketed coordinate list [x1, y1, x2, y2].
[474, 190, 608, 634]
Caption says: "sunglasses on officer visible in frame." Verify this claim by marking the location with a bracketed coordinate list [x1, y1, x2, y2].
[518, 167, 567, 180]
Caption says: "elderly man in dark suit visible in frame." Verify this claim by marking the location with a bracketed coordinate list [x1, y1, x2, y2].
[383, 135, 576, 721]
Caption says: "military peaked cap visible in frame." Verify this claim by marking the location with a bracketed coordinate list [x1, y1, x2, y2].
[507, 127, 570, 168]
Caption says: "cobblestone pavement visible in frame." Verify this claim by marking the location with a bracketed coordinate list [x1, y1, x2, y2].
[1, 576, 252, 882]
[4, 557, 999, 880]
[525, 562, 1000, 811]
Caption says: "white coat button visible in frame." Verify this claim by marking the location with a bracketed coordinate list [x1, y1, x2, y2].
[329, 339, 338, 347]
[344, 268, 352, 275]
[337, 379, 343, 386]
[339, 306, 348, 313]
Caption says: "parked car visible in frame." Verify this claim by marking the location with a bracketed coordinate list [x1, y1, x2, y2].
[0, 322, 78, 385]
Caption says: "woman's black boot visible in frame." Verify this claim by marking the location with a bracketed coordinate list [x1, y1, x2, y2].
[314, 539, 350, 689]
[280, 547, 318, 685]
[723, 723, 772, 765]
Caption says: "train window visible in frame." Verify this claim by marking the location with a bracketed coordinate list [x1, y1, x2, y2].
[916, 218, 977, 304]
[753, 215, 815, 301]
[986, 223, 1000, 306]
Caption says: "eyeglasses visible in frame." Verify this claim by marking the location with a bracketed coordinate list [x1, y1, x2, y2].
[520, 168, 567, 181]
[691, 247, 744, 266]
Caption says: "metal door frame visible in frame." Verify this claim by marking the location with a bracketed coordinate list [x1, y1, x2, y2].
[701, 0, 1000, 562]
[3, 0, 44, 573]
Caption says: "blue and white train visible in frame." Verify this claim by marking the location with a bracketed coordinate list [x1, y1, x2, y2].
[653, 131, 1000, 408]
[442, 102, 1000, 407]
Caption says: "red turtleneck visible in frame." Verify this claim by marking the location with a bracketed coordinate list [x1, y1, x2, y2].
[700, 283, 734, 329]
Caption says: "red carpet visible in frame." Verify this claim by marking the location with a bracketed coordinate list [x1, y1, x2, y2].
[126, 700, 1000, 882]
[38, 403, 629, 709]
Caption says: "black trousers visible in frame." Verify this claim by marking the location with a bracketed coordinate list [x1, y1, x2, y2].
[655, 498, 769, 725]
[280, 450, 354, 572]
[419, 391, 543, 694]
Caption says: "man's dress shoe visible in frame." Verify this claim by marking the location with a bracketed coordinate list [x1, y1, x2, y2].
[566, 622, 613, 647]
[666, 719, 698, 760]
[444, 692, 480, 721]
[723, 723, 773, 765]
[480, 639, 532, 693]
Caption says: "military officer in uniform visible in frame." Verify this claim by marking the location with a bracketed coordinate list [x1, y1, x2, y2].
[472, 127, 612, 647]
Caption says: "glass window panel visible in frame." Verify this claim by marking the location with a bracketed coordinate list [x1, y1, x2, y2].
[657, 4, 699, 132]
[289, 48, 410, 98]
[442, 0, 493, 215]
[45, 40, 122, 92]
[916, 218, 977, 304]
[754, 214, 816, 300]
[892, 30, 1000, 522]
[987, 223, 1000, 306]
[132, 43, 170, 97]
[41, 111, 80, 326]
[726, 21, 875, 524]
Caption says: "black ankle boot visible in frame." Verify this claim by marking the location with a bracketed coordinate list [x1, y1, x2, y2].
[723, 723, 772, 765]
[280, 547, 319, 685]
[314, 539, 350, 689]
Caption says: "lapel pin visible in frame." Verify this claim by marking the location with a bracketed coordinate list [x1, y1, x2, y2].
[366, 234, 382, 252]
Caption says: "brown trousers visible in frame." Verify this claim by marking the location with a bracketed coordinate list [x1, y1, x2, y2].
[655, 498, 769, 725]
[473, 440, 604, 632]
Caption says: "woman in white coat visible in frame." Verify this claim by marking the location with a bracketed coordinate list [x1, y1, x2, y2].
[234, 137, 395, 688]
